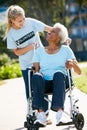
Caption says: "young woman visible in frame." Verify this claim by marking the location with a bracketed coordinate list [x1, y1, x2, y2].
[5, 5, 52, 101]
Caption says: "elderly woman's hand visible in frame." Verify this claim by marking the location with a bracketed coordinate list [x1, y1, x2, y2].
[66, 59, 73, 69]
[66, 38, 72, 45]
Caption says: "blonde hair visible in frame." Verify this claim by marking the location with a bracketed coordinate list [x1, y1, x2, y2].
[4, 5, 25, 39]
[53, 23, 69, 44]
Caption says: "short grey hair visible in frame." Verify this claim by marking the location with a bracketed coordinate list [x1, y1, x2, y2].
[53, 23, 69, 44]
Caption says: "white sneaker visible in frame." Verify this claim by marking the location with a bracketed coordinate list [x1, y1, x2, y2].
[56, 110, 63, 124]
[56, 110, 68, 126]
[34, 112, 47, 127]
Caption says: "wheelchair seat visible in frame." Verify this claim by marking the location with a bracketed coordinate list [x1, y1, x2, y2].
[44, 69, 74, 95]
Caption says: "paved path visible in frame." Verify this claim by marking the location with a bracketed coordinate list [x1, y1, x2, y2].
[0, 76, 87, 130]
[79, 62, 87, 68]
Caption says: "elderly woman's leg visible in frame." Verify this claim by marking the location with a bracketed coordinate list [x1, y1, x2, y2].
[31, 73, 47, 126]
[51, 72, 66, 124]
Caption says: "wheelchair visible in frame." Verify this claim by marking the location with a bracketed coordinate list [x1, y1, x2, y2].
[24, 67, 84, 130]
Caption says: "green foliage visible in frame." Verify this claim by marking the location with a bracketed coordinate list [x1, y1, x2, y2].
[0, 53, 11, 66]
[0, 22, 6, 46]
[22, 0, 66, 25]
[0, 0, 67, 25]
[0, 53, 22, 79]
[0, 22, 6, 37]
[75, 0, 87, 7]
[0, 63, 22, 79]
[1, 0, 87, 26]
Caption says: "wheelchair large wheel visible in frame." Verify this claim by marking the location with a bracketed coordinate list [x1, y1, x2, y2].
[73, 113, 84, 130]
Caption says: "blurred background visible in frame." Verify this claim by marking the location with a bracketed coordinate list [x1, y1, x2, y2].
[0, 0, 87, 61]
[0, 0, 87, 80]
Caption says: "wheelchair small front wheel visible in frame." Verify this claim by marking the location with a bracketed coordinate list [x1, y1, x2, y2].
[73, 113, 84, 130]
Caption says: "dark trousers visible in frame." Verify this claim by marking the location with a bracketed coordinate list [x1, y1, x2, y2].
[22, 69, 48, 111]
[22, 69, 29, 100]
[31, 72, 68, 111]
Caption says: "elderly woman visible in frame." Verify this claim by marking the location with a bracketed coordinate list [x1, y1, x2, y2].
[31, 23, 81, 126]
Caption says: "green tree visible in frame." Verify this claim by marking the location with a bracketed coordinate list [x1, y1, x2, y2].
[75, 0, 87, 7]
[0, 0, 67, 25]
[0, 23, 6, 50]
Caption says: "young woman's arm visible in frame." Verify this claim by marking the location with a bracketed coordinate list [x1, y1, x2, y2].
[13, 43, 38, 56]
[13, 44, 34, 56]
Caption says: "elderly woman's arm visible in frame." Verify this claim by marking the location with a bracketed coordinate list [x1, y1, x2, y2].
[72, 60, 81, 74]
[66, 60, 81, 75]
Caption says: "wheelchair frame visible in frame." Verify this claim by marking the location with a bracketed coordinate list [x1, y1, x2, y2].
[24, 67, 84, 130]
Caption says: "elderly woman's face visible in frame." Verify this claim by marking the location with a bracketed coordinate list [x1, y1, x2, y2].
[46, 28, 61, 43]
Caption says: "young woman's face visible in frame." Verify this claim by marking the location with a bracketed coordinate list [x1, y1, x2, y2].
[11, 15, 25, 29]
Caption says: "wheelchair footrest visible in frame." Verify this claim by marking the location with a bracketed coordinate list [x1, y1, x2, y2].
[56, 121, 74, 126]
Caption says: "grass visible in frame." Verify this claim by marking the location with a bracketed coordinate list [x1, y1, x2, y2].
[73, 66, 87, 94]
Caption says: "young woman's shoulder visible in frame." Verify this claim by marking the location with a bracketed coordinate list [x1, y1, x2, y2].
[7, 28, 15, 37]
[25, 17, 38, 22]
